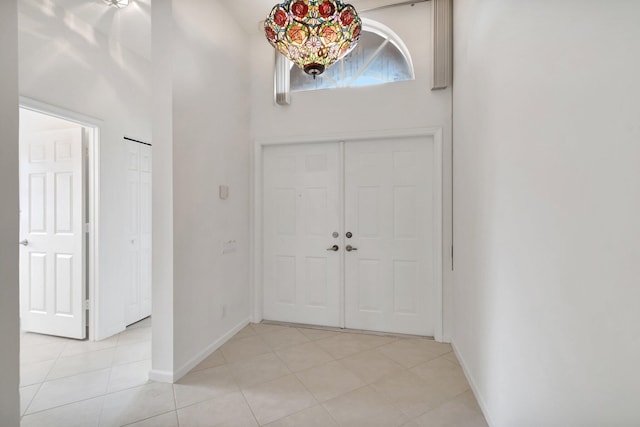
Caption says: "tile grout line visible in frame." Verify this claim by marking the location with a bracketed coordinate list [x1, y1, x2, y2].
[18, 323, 144, 423]
[21, 336, 71, 418]
[96, 326, 130, 426]
[95, 327, 122, 427]
[172, 379, 180, 426]
[21, 328, 154, 423]
[120, 410, 177, 427]
[265, 341, 348, 426]
[231, 345, 296, 425]
[238, 388, 262, 426]
[235, 341, 317, 426]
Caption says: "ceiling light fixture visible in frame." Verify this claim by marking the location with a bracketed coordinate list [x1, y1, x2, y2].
[264, 0, 362, 77]
[103, 0, 130, 8]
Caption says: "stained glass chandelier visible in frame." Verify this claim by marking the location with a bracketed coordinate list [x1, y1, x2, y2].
[264, 0, 362, 77]
[103, 0, 130, 8]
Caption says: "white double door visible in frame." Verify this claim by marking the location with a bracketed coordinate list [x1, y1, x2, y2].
[263, 137, 438, 336]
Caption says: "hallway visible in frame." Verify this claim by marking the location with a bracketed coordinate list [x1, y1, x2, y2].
[20, 321, 487, 426]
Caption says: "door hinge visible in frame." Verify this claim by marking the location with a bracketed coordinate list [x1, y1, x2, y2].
[84, 299, 90, 310]
[84, 223, 91, 233]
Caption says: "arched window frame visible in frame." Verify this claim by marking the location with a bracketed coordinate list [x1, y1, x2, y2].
[274, 18, 415, 104]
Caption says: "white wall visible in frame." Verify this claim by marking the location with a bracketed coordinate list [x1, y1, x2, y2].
[251, 2, 449, 139]
[453, 1, 640, 425]
[250, 2, 454, 338]
[152, 0, 252, 380]
[150, 0, 174, 381]
[19, 0, 152, 339]
[0, 0, 20, 424]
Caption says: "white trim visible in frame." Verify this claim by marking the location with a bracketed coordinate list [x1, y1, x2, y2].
[19, 97, 104, 129]
[251, 142, 264, 323]
[339, 141, 346, 329]
[361, 18, 415, 80]
[285, 18, 415, 93]
[252, 127, 445, 341]
[19, 97, 102, 341]
[147, 369, 174, 383]
[86, 128, 100, 342]
[150, 318, 251, 383]
[432, 0, 453, 90]
[256, 127, 441, 147]
[451, 340, 495, 426]
[433, 129, 444, 341]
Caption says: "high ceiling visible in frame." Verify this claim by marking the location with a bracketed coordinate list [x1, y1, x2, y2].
[38, 0, 152, 60]
[44, 0, 411, 61]
[223, 0, 409, 33]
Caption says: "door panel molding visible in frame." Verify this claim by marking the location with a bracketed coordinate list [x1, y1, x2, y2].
[253, 128, 444, 340]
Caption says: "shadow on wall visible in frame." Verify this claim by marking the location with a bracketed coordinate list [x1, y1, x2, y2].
[19, 0, 150, 89]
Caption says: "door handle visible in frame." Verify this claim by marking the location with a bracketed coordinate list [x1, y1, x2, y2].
[346, 245, 358, 252]
[326, 245, 339, 252]
[19, 239, 29, 247]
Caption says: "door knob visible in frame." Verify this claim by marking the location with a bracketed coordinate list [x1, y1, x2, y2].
[326, 245, 339, 252]
[19, 239, 29, 246]
[332, 232, 339, 238]
[346, 232, 353, 239]
[346, 245, 358, 252]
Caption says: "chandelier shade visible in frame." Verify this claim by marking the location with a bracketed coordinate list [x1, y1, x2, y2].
[264, 0, 362, 77]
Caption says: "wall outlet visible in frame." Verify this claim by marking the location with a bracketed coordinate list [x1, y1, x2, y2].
[222, 240, 237, 254]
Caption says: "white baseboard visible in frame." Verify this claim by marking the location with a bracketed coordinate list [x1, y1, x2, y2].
[451, 340, 496, 427]
[148, 317, 250, 384]
[174, 318, 250, 383]
[148, 369, 175, 383]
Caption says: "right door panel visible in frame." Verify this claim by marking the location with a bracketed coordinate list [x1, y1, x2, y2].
[344, 137, 435, 336]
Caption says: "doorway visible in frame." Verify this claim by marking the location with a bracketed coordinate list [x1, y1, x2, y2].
[18, 102, 100, 340]
[259, 133, 443, 338]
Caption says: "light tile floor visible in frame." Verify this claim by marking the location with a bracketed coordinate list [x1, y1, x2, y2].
[20, 319, 488, 427]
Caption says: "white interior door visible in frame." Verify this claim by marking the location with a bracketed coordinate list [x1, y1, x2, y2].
[125, 141, 152, 326]
[19, 128, 86, 339]
[344, 138, 435, 336]
[262, 143, 342, 327]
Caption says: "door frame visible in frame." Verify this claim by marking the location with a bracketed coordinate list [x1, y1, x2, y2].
[19, 96, 102, 341]
[251, 127, 445, 341]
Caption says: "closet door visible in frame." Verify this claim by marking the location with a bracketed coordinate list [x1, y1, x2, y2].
[344, 137, 435, 336]
[125, 141, 152, 326]
[262, 143, 342, 327]
[139, 145, 152, 320]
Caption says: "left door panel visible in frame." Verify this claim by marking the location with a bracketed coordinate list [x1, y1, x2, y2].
[263, 143, 342, 327]
[19, 128, 86, 339]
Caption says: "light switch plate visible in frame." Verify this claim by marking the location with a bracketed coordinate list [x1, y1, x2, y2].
[219, 185, 229, 200]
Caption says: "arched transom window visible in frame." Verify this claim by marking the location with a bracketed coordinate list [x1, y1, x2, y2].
[276, 18, 414, 97]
